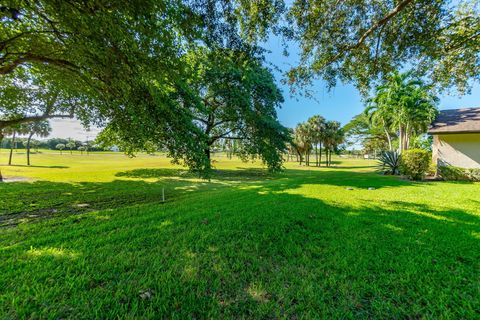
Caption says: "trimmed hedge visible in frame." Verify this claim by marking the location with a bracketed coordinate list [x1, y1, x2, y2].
[439, 166, 480, 182]
[400, 149, 430, 180]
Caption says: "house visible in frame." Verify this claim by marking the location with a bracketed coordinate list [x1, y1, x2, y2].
[428, 108, 480, 169]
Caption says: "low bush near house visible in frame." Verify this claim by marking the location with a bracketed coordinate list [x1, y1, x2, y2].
[378, 151, 401, 175]
[427, 162, 437, 177]
[400, 149, 430, 180]
[439, 166, 480, 181]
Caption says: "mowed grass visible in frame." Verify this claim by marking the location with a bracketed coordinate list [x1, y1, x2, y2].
[0, 150, 479, 318]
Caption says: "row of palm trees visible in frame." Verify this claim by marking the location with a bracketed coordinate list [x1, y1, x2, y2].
[289, 115, 345, 167]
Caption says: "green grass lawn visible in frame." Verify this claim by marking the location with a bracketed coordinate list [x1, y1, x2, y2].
[1, 150, 479, 318]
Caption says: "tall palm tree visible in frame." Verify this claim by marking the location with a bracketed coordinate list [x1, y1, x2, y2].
[293, 123, 312, 165]
[323, 121, 344, 166]
[307, 115, 326, 166]
[366, 71, 438, 153]
[25, 121, 51, 165]
[365, 96, 395, 151]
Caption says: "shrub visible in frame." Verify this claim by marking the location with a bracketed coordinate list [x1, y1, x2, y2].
[378, 151, 401, 175]
[467, 168, 480, 181]
[427, 162, 437, 177]
[400, 149, 430, 180]
[439, 166, 480, 182]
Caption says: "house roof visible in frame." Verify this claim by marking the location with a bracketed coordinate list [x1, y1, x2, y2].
[428, 108, 480, 134]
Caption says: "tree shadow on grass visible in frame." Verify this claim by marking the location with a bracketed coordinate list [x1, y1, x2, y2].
[116, 167, 412, 189]
[116, 167, 275, 182]
[1, 166, 432, 228]
[381, 200, 480, 226]
[1, 164, 69, 169]
[0, 182, 478, 318]
[0, 179, 220, 227]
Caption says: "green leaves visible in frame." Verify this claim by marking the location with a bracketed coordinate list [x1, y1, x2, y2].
[366, 71, 438, 152]
[286, 0, 480, 94]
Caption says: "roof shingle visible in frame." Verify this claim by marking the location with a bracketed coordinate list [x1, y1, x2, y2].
[428, 108, 480, 134]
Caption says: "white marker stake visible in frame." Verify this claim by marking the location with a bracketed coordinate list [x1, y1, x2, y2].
[162, 188, 165, 203]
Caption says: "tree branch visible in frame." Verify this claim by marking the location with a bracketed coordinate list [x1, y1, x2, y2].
[316, 0, 415, 70]
[0, 114, 73, 129]
[0, 53, 78, 75]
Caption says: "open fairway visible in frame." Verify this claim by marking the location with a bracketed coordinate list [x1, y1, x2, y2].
[1, 151, 479, 318]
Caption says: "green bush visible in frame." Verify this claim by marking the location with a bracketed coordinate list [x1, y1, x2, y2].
[400, 149, 430, 180]
[439, 166, 480, 181]
[427, 162, 437, 177]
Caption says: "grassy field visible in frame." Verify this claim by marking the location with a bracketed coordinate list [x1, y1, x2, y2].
[1, 150, 479, 318]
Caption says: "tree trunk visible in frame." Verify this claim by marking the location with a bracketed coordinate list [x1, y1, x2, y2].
[204, 147, 212, 169]
[319, 142, 322, 167]
[405, 124, 410, 150]
[8, 131, 16, 165]
[398, 126, 403, 153]
[26, 132, 34, 166]
[385, 129, 393, 151]
[0, 132, 3, 180]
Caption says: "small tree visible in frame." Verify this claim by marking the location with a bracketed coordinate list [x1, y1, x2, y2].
[25, 121, 51, 165]
[78, 146, 85, 155]
[31, 140, 40, 153]
[66, 139, 76, 155]
[56, 143, 65, 154]
[4, 124, 27, 165]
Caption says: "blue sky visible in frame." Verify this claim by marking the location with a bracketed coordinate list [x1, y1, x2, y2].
[48, 35, 479, 140]
[264, 35, 480, 129]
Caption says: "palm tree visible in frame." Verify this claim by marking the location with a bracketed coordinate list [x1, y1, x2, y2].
[292, 125, 305, 165]
[307, 115, 326, 166]
[4, 124, 27, 165]
[25, 121, 51, 165]
[294, 123, 313, 166]
[366, 71, 438, 153]
[323, 121, 344, 166]
[365, 96, 395, 151]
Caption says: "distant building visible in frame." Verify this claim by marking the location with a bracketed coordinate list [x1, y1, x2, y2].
[428, 108, 480, 169]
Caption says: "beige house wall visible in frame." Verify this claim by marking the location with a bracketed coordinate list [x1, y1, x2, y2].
[432, 133, 480, 168]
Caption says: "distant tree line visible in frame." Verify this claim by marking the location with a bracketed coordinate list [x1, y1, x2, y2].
[1, 137, 103, 152]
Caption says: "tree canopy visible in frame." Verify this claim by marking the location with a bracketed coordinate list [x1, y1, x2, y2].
[185, 48, 288, 171]
[1, 0, 286, 174]
[286, 0, 480, 94]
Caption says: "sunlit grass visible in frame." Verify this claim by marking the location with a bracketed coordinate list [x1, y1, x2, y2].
[0, 150, 479, 318]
